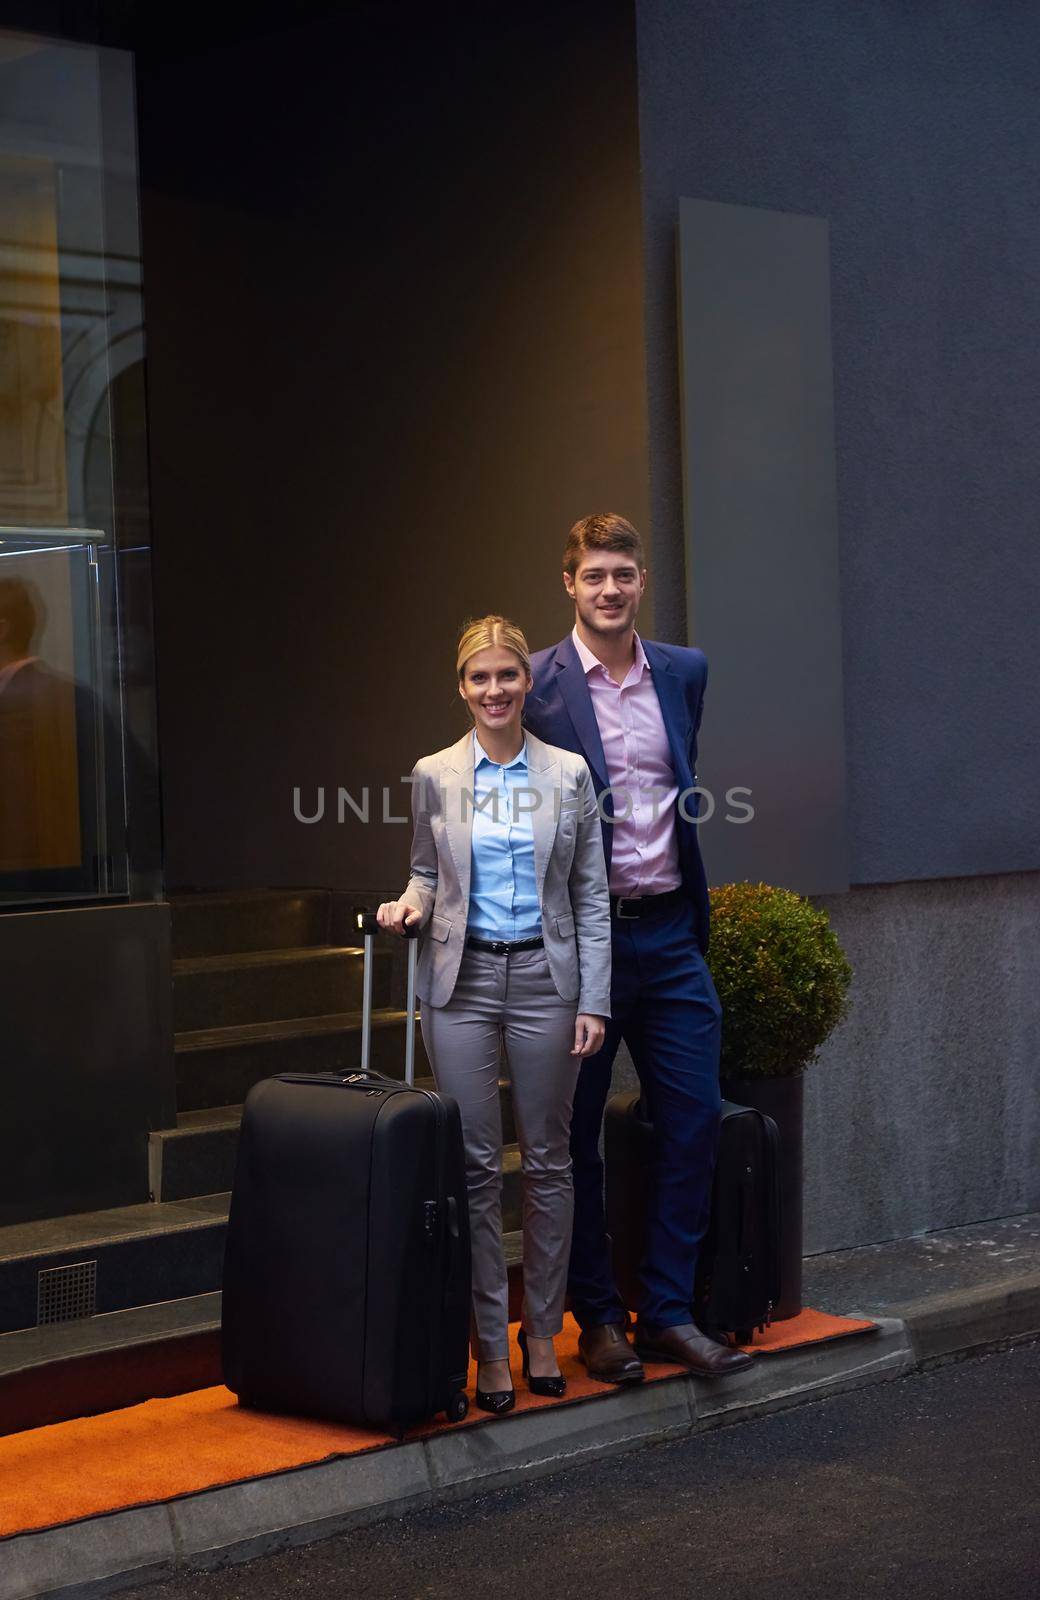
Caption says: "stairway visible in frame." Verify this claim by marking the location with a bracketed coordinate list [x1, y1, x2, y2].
[0, 889, 523, 1435]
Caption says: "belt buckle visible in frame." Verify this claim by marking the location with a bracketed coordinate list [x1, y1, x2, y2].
[615, 896, 641, 920]
[491, 940, 508, 955]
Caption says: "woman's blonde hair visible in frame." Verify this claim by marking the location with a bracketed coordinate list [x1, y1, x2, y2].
[456, 614, 532, 681]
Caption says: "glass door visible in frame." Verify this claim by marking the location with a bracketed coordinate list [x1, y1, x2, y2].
[0, 31, 160, 905]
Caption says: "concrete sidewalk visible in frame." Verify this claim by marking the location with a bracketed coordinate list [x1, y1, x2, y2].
[3, 1212, 1038, 1600]
[803, 1211, 1040, 1361]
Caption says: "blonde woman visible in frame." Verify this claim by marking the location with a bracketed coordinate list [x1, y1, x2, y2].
[378, 616, 610, 1413]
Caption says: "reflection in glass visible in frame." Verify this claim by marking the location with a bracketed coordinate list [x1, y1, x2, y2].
[0, 30, 160, 905]
[0, 558, 82, 874]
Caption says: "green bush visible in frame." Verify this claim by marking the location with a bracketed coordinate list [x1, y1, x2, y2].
[707, 882, 852, 1079]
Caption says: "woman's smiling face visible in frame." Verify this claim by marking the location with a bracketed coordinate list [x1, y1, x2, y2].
[459, 645, 531, 741]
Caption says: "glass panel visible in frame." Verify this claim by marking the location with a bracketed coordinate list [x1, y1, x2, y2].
[0, 31, 161, 906]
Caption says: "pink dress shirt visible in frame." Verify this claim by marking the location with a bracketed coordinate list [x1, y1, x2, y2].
[571, 626, 681, 897]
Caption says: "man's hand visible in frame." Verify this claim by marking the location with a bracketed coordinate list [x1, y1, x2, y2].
[572, 1013, 606, 1057]
[376, 899, 423, 936]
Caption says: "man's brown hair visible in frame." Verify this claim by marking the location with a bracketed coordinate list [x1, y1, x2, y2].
[563, 512, 645, 577]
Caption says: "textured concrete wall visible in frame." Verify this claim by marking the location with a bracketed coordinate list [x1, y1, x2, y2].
[609, 873, 1039, 1252]
[636, 0, 1040, 887]
[803, 872, 1040, 1252]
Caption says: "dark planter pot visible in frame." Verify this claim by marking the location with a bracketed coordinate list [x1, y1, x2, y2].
[719, 1073, 805, 1321]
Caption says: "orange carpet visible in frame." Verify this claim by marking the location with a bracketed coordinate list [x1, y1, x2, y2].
[0, 1309, 873, 1540]
[734, 1307, 875, 1353]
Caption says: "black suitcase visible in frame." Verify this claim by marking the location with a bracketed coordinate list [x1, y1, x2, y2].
[221, 914, 472, 1429]
[605, 1091, 782, 1343]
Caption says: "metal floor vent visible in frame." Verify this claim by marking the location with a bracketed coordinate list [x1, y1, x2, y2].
[37, 1260, 97, 1325]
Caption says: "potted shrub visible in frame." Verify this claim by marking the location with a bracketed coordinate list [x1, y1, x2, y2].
[708, 881, 852, 1319]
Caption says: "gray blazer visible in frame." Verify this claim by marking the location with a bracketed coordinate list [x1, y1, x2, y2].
[400, 730, 611, 1016]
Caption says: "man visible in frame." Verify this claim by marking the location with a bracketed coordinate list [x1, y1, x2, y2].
[524, 513, 751, 1381]
[0, 576, 80, 875]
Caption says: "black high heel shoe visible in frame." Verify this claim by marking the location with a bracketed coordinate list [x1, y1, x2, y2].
[517, 1328, 566, 1398]
[475, 1364, 516, 1416]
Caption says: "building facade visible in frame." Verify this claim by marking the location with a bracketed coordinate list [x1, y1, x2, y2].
[0, 1, 1035, 1359]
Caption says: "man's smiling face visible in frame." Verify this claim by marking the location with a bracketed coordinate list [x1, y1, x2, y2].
[565, 549, 646, 638]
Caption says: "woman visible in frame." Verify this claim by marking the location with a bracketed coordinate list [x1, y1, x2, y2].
[378, 616, 610, 1413]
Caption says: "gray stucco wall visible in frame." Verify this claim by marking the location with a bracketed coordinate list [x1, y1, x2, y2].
[803, 871, 1040, 1252]
[636, 0, 1040, 888]
[608, 872, 1039, 1253]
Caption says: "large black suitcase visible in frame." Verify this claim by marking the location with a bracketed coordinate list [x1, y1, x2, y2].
[221, 915, 472, 1429]
[605, 1091, 782, 1343]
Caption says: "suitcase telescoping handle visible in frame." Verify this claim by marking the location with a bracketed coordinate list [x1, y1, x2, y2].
[355, 910, 419, 1086]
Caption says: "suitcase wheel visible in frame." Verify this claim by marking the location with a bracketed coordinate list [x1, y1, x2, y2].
[445, 1391, 469, 1424]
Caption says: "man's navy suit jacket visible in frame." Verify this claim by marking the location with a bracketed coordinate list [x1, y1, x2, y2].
[525, 634, 711, 955]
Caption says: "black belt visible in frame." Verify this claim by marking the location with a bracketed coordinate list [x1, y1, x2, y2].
[610, 888, 686, 921]
[466, 934, 545, 955]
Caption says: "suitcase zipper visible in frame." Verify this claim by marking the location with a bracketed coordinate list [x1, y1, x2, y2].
[757, 1111, 783, 1314]
[274, 1072, 399, 1090]
[412, 1085, 448, 1413]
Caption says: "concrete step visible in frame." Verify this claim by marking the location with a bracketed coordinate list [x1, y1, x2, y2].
[175, 1008, 431, 1112]
[0, 1195, 228, 1337]
[170, 889, 333, 960]
[172, 945, 391, 1032]
[0, 1292, 222, 1438]
[0, 1226, 528, 1435]
[150, 1092, 522, 1221]
[149, 1108, 242, 1203]
[0, 1149, 526, 1340]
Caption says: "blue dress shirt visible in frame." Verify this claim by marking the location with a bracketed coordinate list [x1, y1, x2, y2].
[467, 735, 542, 942]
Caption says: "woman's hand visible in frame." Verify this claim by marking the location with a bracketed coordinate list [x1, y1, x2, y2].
[376, 899, 423, 936]
[571, 1013, 606, 1058]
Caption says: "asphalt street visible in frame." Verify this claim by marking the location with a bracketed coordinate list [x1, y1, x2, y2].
[126, 1342, 1039, 1600]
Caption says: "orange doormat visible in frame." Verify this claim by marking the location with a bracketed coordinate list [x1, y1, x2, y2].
[0, 1308, 873, 1541]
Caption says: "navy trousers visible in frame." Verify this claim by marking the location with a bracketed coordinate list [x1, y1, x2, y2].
[568, 897, 722, 1329]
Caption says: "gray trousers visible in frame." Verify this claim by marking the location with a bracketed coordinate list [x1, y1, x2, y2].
[421, 945, 580, 1361]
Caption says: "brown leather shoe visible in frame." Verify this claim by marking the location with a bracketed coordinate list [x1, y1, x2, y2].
[634, 1321, 753, 1377]
[577, 1322, 645, 1385]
